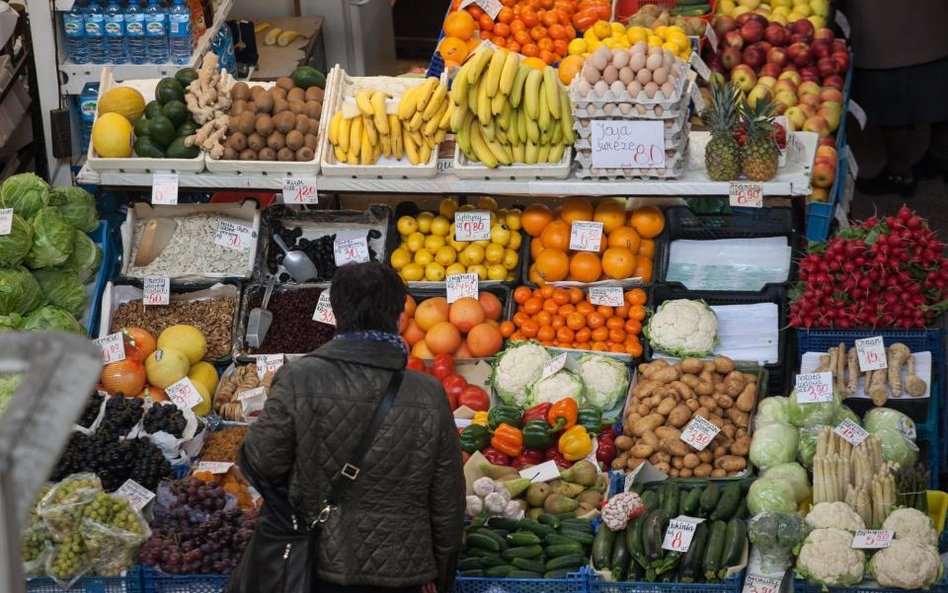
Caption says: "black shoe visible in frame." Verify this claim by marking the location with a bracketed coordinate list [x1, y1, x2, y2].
[914, 151, 948, 181]
[855, 169, 918, 197]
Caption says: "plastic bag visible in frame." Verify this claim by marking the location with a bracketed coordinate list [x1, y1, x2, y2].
[139, 400, 207, 465]
[45, 531, 95, 588]
[21, 521, 53, 577]
[37, 473, 103, 537]
[749, 512, 811, 574]
[81, 492, 151, 563]
[796, 425, 827, 469]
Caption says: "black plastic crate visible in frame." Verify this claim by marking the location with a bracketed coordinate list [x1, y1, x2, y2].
[646, 284, 790, 396]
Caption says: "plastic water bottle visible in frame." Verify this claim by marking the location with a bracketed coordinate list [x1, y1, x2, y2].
[105, 0, 128, 63]
[78, 83, 99, 154]
[125, 0, 147, 64]
[168, 0, 191, 65]
[62, 2, 88, 64]
[144, 0, 168, 63]
[84, 0, 108, 64]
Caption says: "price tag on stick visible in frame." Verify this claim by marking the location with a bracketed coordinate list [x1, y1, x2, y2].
[143, 277, 170, 306]
[795, 372, 834, 404]
[834, 418, 869, 446]
[0, 208, 12, 235]
[454, 211, 491, 241]
[333, 231, 370, 267]
[446, 273, 478, 303]
[151, 173, 179, 205]
[662, 516, 704, 552]
[194, 461, 234, 474]
[729, 181, 763, 208]
[852, 529, 893, 549]
[313, 291, 336, 326]
[282, 178, 318, 204]
[855, 336, 887, 371]
[542, 353, 568, 379]
[588, 287, 624, 307]
[95, 332, 126, 364]
[215, 221, 255, 253]
[115, 479, 155, 511]
[680, 416, 720, 451]
[166, 377, 203, 410]
[743, 575, 783, 593]
[255, 354, 284, 379]
[590, 120, 666, 169]
[569, 221, 604, 252]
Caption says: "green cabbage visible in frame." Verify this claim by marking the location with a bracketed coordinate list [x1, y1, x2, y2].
[47, 186, 98, 233]
[24, 208, 75, 269]
[755, 396, 790, 429]
[749, 421, 799, 470]
[0, 373, 21, 416]
[21, 305, 84, 334]
[876, 428, 919, 467]
[0, 212, 32, 267]
[576, 354, 629, 411]
[491, 341, 551, 407]
[0, 313, 23, 330]
[31, 269, 86, 317]
[0, 173, 48, 220]
[0, 266, 43, 315]
[833, 404, 861, 427]
[787, 387, 841, 427]
[61, 233, 102, 283]
[762, 462, 811, 503]
[797, 425, 825, 468]
[864, 408, 916, 440]
[527, 368, 584, 407]
[748, 477, 797, 515]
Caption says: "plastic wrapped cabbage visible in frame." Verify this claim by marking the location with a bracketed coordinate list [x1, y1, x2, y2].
[864, 408, 916, 440]
[748, 477, 797, 515]
[762, 462, 811, 503]
[749, 512, 811, 574]
[749, 421, 798, 471]
[48, 186, 98, 233]
[754, 396, 790, 429]
[876, 428, 918, 467]
[833, 404, 861, 427]
[31, 269, 86, 317]
[61, 233, 102, 283]
[0, 212, 32, 267]
[527, 368, 584, 407]
[0, 173, 48, 220]
[797, 425, 826, 468]
[25, 208, 75, 269]
[576, 354, 628, 411]
[22, 305, 84, 334]
[0, 313, 23, 330]
[0, 266, 44, 315]
[787, 387, 841, 427]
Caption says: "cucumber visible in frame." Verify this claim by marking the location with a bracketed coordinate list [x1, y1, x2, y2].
[485, 517, 522, 531]
[538, 513, 561, 529]
[507, 532, 541, 546]
[485, 529, 510, 539]
[592, 526, 616, 569]
[670, 4, 710, 15]
[458, 557, 484, 571]
[679, 522, 708, 583]
[547, 542, 585, 557]
[474, 528, 509, 548]
[642, 509, 665, 563]
[719, 518, 746, 578]
[682, 487, 702, 515]
[609, 532, 630, 581]
[558, 529, 594, 546]
[479, 555, 509, 568]
[675, 0, 708, 5]
[662, 482, 679, 517]
[547, 553, 586, 571]
[699, 483, 721, 514]
[467, 532, 502, 552]
[484, 565, 512, 577]
[734, 498, 749, 520]
[559, 519, 593, 533]
[508, 570, 544, 578]
[501, 545, 544, 560]
[511, 557, 547, 573]
[702, 520, 727, 582]
[710, 482, 742, 521]
[546, 534, 579, 546]
[544, 569, 574, 579]
[459, 569, 484, 577]
[517, 519, 556, 537]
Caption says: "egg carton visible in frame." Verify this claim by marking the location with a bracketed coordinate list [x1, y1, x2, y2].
[573, 104, 689, 141]
[570, 80, 693, 121]
[574, 131, 689, 180]
[569, 60, 691, 108]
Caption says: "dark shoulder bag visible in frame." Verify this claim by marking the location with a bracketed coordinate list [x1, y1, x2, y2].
[226, 370, 405, 593]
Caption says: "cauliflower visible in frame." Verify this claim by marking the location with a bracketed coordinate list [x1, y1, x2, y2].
[805, 502, 866, 532]
[491, 342, 551, 406]
[796, 528, 866, 587]
[883, 507, 938, 546]
[870, 539, 944, 590]
[644, 299, 718, 358]
[527, 369, 584, 407]
[577, 354, 629, 411]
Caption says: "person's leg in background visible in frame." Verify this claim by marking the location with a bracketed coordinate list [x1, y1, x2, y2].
[917, 120, 948, 180]
[856, 124, 919, 196]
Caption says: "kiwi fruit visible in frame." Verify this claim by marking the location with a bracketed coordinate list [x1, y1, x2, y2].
[288, 100, 306, 115]
[277, 147, 295, 161]
[294, 114, 310, 133]
[276, 77, 295, 90]
[230, 100, 246, 116]
[273, 97, 289, 114]
[245, 101, 257, 113]
[222, 146, 239, 160]
[250, 86, 267, 102]
[305, 101, 322, 119]
[275, 112, 296, 134]
[285, 130, 304, 151]
[271, 86, 288, 101]
[231, 82, 250, 101]
[307, 118, 321, 135]
[255, 114, 274, 137]
[237, 112, 256, 135]
[239, 149, 257, 161]
[228, 115, 240, 131]
[304, 86, 324, 102]
[258, 147, 277, 161]
[227, 132, 248, 152]
[287, 87, 305, 103]
[247, 133, 266, 151]
[296, 146, 315, 161]
[255, 91, 274, 114]
[304, 133, 319, 150]
[267, 131, 286, 151]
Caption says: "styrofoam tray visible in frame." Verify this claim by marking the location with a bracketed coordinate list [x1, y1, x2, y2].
[86, 68, 207, 173]
[569, 60, 691, 108]
[801, 350, 932, 399]
[319, 65, 441, 179]
[452, 142, 572, 179]
[204, 73, 333, 176]
[571, 80, 694, 120]
[575, 128, 690, 179]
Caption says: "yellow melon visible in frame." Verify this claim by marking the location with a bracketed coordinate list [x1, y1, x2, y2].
[98, 86, 145, 123]
[188, 361, 219, 395]
[157, 324, 207, 364]
[92, 113, 133, 158]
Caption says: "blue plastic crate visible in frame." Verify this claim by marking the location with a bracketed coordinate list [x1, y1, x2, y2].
[805, 154, 845, 242]
[27, 567, 142, 593]
[453, 568, 587, 593]
[588, 570, 744, 593]
[140, 567, 229, 593]
[83, 220, 116, 338]
[795, 576, 948, 593]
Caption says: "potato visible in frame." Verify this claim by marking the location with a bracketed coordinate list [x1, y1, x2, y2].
[694, 407, 710, 419]
[724, 378, 745, 397]
[693, 463, 713, 477]
[680, 358, 703, 374]
[632, 414, 664, 437]
[670, 380, 694, 399]
[714, 394, 734, 409]
[650, 367, 681, 384]
[730, 435, 751, 457]
[697, 450, 713, 464]
[672, 456, 684, 469]
[649, 452, 671, 465]
[632, 379, 661, 399]
[612, 457, 627, 470]
[726, 408, 750, 428]
[655, 426, 681, 441]
[653, 462, 671, 474]
[640, 431, 660, 448]
[742, 372, 758, 384]
[698, 370, 715, 384]
[636, 403, 651, 417]
[656, 398, 677, 416]
[639, 360, 669, 376]
[661, 438, 691, 457]
[627, 412, 642, 425]
[680, 374, 700, 389]
[615, 435, 634, 450]
[713, 356, 735, 374]
[736, 427, 749, 439]
[715, 455, 747, 471]
[680, 468, 693, 478]
[736, 383, 757, 412]
[702, 361, 717, 374]
[630, 443, 655, 458]
[669, 468, 680, 477]
[711, 469, 727, 477]
[699, 396, 717, 411]
[668, 405, 691, 428]
[721, 424, 736, 439]
[695, 381, 714, 396]
[713, 445, 727, 459]
[627, 457, 645, 470]
[683, 453, 700, 469]
[707, 414, 725, 429]
[685, 399, 699, 412]
[647, 394, 662, 408]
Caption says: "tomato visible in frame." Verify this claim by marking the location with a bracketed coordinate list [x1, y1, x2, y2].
[442, 374, 467, 409]
[406, 356, 426, 372]
[458, 385, 491, 412]
[431, 353, 455, 375]
[571, 9, 597, 31]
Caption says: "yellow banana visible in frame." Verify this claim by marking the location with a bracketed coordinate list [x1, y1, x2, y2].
[415, 77, 439, 112]
[525, 140, 538, 164]
[468, 78, 479, 114]
[499, 51, 520, 96]
[328, 110, 342, 146]
[549, 143, 566, 163]
[523, 69, 542, 120]
[537, 142, 551, 164]
[495, 128, 508, 146]
[398, 87, 419, 120]
[511, 143, 525, 163]
[349, 116, 363, 156]
[355, 90, 375, 116]
[491, 91, 507, 116]
[277, 30, 303, 47]
[371, 91, 389, 135]
[360, 128, 372, 164]
[409, 110, 424, 132]
[264, 28, 282, 45]
[380, 135, 391, 158]
[410, 129, 424, 147]
[388, 114, 401, 142]
[456, 111, 473, 156]
[418, 141, 432, 164]
[338, 116, 351, 152]
[538, 85, 550, 132]
[498, 101, 512, 131]
[254, 21, 271, 34]
[391, 115, 404, 160]
[373, 141, 381, 163]
[450, 100, 469, 132]
[484, 49, 507, 97]
[469, 123, 498, 168]
[422, 83, 447, 120]
[423, 102, 447, 136]
[517, 108, 528, 143]
[434, 129, 446, 144]
[507, 108, 519, 144]
[439, 101, 453, 130]
[482, 119, 495, 142]
[346, 147, 359, 165]
[559, 90, 574, 142]
[550, 120, 562, 145]
[403, 128, 420, 165]
[467, 48, 493, 85]
[485, 134, 511, 165]
[526, 118, 539, 143]
[476, 80, 491, 126]
[510, 66, 530, 108]
[333, 145, 346, 163]
[363, 115, 378, 147]
[543, 67, 561, 119]
[451, 62, 471, 105]
[540, 125, 550, 146]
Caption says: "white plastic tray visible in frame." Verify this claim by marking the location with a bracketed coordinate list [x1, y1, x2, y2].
[319, 65, 440, 179]
[86, 68, 207, 173]
[801, 351, 932, 399]
[451, 143, 572, 179]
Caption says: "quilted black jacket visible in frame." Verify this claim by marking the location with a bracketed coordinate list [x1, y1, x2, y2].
[241, 338, 465, 591]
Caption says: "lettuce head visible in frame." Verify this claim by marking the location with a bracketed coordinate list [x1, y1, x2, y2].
[31, 269, 86, 318]
[0, 212, 32, 267]
[21, 305, 84, 334]
[48, 186, 98, 233]
[0, 173, 48, 220]
[24, 207, 75, 269]
[0, 266, 43, 315]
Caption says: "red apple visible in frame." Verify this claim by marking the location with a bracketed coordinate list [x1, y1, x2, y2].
[760, 62, 783, 78]
[818, 135, 836, 148]
[800, 104, 817, 118]
[817, 56, 839, 77]
[798, 80, 822, 96]
[735, 12, 754, 25]
[832, 51, 850, 72]
[778, 70, 802, 85]
[720, 46, 743, 70]
[788, 42, 814, 67]
[731, 64, 758, 93]
[764, 24, 789, 47]
[822, 74, 845, 90]
[800, 66, 821, 82]
[832, 39, 848, 54]
[816, 145, 838, 160]
[812, 160, 836, 188]
[789, 33, 809, 45]
[803, 114, 831, 137]
[767, 46, 788, 67]
[819, 87, 843, 103]
[741, 20, 765, 44]
[811, 39, 832, 59]
[775, 89, 798, 108]
[775, 79, 798, 95]
[742, 44, 766, 68]
[758, 75, 778, 88]
[723, 29, 745, 49]
[814, 27, 835, 42]
[714, 15, 739, 36]
[799, 95, 822, 110]
[788, 18, 815, 43]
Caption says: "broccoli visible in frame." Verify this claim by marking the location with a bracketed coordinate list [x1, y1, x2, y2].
[750, 512, 811, 574]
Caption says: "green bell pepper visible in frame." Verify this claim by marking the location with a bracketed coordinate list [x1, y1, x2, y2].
[459, 424, 491, 454]
[522, 420, 554, 449]
[488, 405, 523, 431]
[577, 407, 604, 435]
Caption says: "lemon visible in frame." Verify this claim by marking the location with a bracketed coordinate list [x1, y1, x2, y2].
[626, 27, 648, 43]
[406, 232, 426, 252]
[505, 209, 522, 231]
[447, 233, 467, 251]
[400, 263, 424, 281]
[461, 244, 485, 265]
[662, 41, 680, 53]
[430, 215, 451, 237]
[485, 243, 505, 265]
[647, 35, 663, 47]
[396, 215, 418, 236]
[439, 197, 458, 219]
[416, 211, 434, 234]
[477, 196, 499, 211]
[424, 262, 446, 281]
[457, 204, 476, 212]
[610, 22, 625, 37]
[654, 26, 669, 37]
[487, 264, 507, 281]
[602, 38, 617, 49]
[503, 248, 519, 271]
[508, 231, 523, 251]
[424, 234, 446, 253]
[490, 223, 511, 247]
[583, 29, 597, 44]
[390, 247, 411, 270]
[414, 249, 434, 266]
[446, 262, 467, 276]
[468, 264, 488, 280]
[92, 112, 134, 158]
[568, 39, 587, 55]
[592, 21, 611, 40]
[435, 245, 457, 266]
[188, 361, 219, 395]
[473, 239, 490, 249]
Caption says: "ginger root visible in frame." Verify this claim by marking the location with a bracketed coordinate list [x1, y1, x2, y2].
[183, 52, 233, 159]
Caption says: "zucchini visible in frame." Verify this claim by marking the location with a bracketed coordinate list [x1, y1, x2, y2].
[547, 542, 585, 557]
[609, 532, 630, 581]
[642, 509, 665, 563]
[467, 532, 502, 552]
[682, 487, 702, 515]
[458, 557, 484, 571]
[484, 565, 512, 577]
[627, 514, 648, 570]
[592, 526, 616, 569]
[662, 482, 679, 517]
[699, 483, 720, 514]
[485, 517, 522, 531]
[559, 519, 593, 533]
[641, 490, 659, 509]
[547, 553, 586, 571]
[507, 532, 541, 546]
[675, 0, 708, 5]
[679, 522, 708, 583]
[702, 520, 727, 582]
[546, 533, 579, 546]
[508, 570, 544, 578]
[511, 557, 547, 573]
[538, 513, 561, 529]
[501, 545, 544, 560]
[719, 518, 746, 578]
[459, 569, 484, 577]
[558, 529, 594, 546]
[544, 569, 574, 579]
[711, 482, 742, 521]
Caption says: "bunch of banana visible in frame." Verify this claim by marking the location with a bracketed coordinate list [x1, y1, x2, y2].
[450, 46, 574, 168]
[326, 77, 451, 166]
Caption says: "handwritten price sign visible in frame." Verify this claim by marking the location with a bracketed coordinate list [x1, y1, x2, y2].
[166, 377, 203, 410]
[742, 575, 783, 593]
[95, 333, 126, 364]
[855, 336, 887, 372]
[151, 173, 179, 205]
[254, 354, 284, 380]
[795, 371, 834, 404]
[834, 418, 869, 446]
[459, 0, 501, 18]
[143, 277, 170, 306]
[0, 208, 12, 235]
[446, 273, 479, 303]
[214, 220, 255, 253]
[333, 231, 370, 267]
[542, 353, 568, 379]
[282, 178, 319, 204]
[590, 120, 666, 169]
[455, 211, 491, 241]
[852, 529, 893, 549]
[680, 416, 720, 451]
[569, 221, 604, 252]
[588, 287, 624, 307]
[729, 182, 763, 208]
[662, 516, 704, 552]
[313, 291, 336, 326]
[115, 479, 155, 511]
[194, 461, 234, 474]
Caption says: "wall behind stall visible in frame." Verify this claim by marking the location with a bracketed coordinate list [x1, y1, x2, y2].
[229, 0, 293, 19]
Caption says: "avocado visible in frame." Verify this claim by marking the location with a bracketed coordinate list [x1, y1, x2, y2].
[144, 100, 162, 119]
[160, 100, 189, 127]
[166, 137, 200, 159]
[147, 116, 176, 149]
[134, 136, 165, 158]
[176, 120, 199, 137]
[174, 68, 199, 89]
[291, 66, 326, 90]
[155, 78, 185, 105]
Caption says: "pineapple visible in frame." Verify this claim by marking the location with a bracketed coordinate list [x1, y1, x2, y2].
[704, 78, 742, 181]
[740, 97, 780, 182]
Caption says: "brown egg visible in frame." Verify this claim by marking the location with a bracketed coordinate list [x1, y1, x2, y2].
[636, 68, 652, 85]
[602, 65, 619, 84]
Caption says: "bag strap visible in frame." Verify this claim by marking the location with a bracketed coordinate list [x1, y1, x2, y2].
[316, 369, 403, 522]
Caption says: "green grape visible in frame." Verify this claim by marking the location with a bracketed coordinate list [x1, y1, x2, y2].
[47, 532, 89, 581]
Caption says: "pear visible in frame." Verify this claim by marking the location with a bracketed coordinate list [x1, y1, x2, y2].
[560, 461, 598, 486]
[500, 478, 530, 499]
[575, 502, 596, 517]
[479, 462, 520, 481]
[550, 479, 585, 498]
[525, 482, 552, 508]
[577, 489, 602, 507]
[544, 492, 580, 514]
[592, 473, 610, 494]
[526, 507, 544, 520]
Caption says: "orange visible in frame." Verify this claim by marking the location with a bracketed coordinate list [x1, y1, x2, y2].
[591, 341, 608, 351]
[568, 251, 602, 283]
[523, 56, 546, 68]
[439, 36, 469, 65]
[540, 50, 557, 65]
[521, 319, 539, 338]
[493, 23, 510, 37]
[478, 13, 495, 32]
[499, 321, 515, 337]
[528, 263, 543, 285]
[626, 339, 643, 357]
[523, 297, 543, 315]
[568, 287, 584, 304]
[629, 206, 665, 239]
[625, 288, 647, 306]
[591, 327, 609, 342]
[534, 249, 569, 283]
[466, 37, 481, 53]
[587, 312, 605, 329]
[540, 219, 571, 251]
[638, 238, 655, 257]
[535, 310, 552, 326]
[530, 237, 545, 259]
[550, 315, 565, 329]
[607, 226, 641, 253]
[551, 288, 571, 305]
[624, 318, 642, 334]
[576, 301, 595, 315]
[575, 327, 591, 343]
[597, 305, 614, 318]
[608, 328, 626, 343]
[634, 256, 653, 283]
[537, 325, 556, 342]
[560, 197, 593, 224]
[628, 305, 646, 321]
[606, 317, 625, 330]
[543, 299, 560, 315]
[556, 326, 575, 343]
[601, 247, 636, 279]
[514, 286, 533, 304]
[566, 312, 585, 330]
[593, 201, 627, 234]
[539, 285, 555, 299]
[444, 10, 477, 40]
[557, 303, 575, 316]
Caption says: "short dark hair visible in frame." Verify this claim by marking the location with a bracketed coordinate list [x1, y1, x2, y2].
[330, 261, 406, 333]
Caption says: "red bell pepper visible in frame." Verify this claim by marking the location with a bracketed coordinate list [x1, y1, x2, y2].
[511, 448, 545, 470]
[544, 444, 574, 469]
[458, 385, 490, 412]
[596, 434, 617, 466]
[522, 402, 552, 426]
[481, 447, 511, 466]
[600, 425, 617, 441]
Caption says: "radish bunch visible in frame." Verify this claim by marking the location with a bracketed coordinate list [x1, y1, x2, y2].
[791, 206, 948, 329]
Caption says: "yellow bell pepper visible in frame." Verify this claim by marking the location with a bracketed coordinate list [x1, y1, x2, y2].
[558, 425, 593, 461]
[471, 411, 489, 427]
